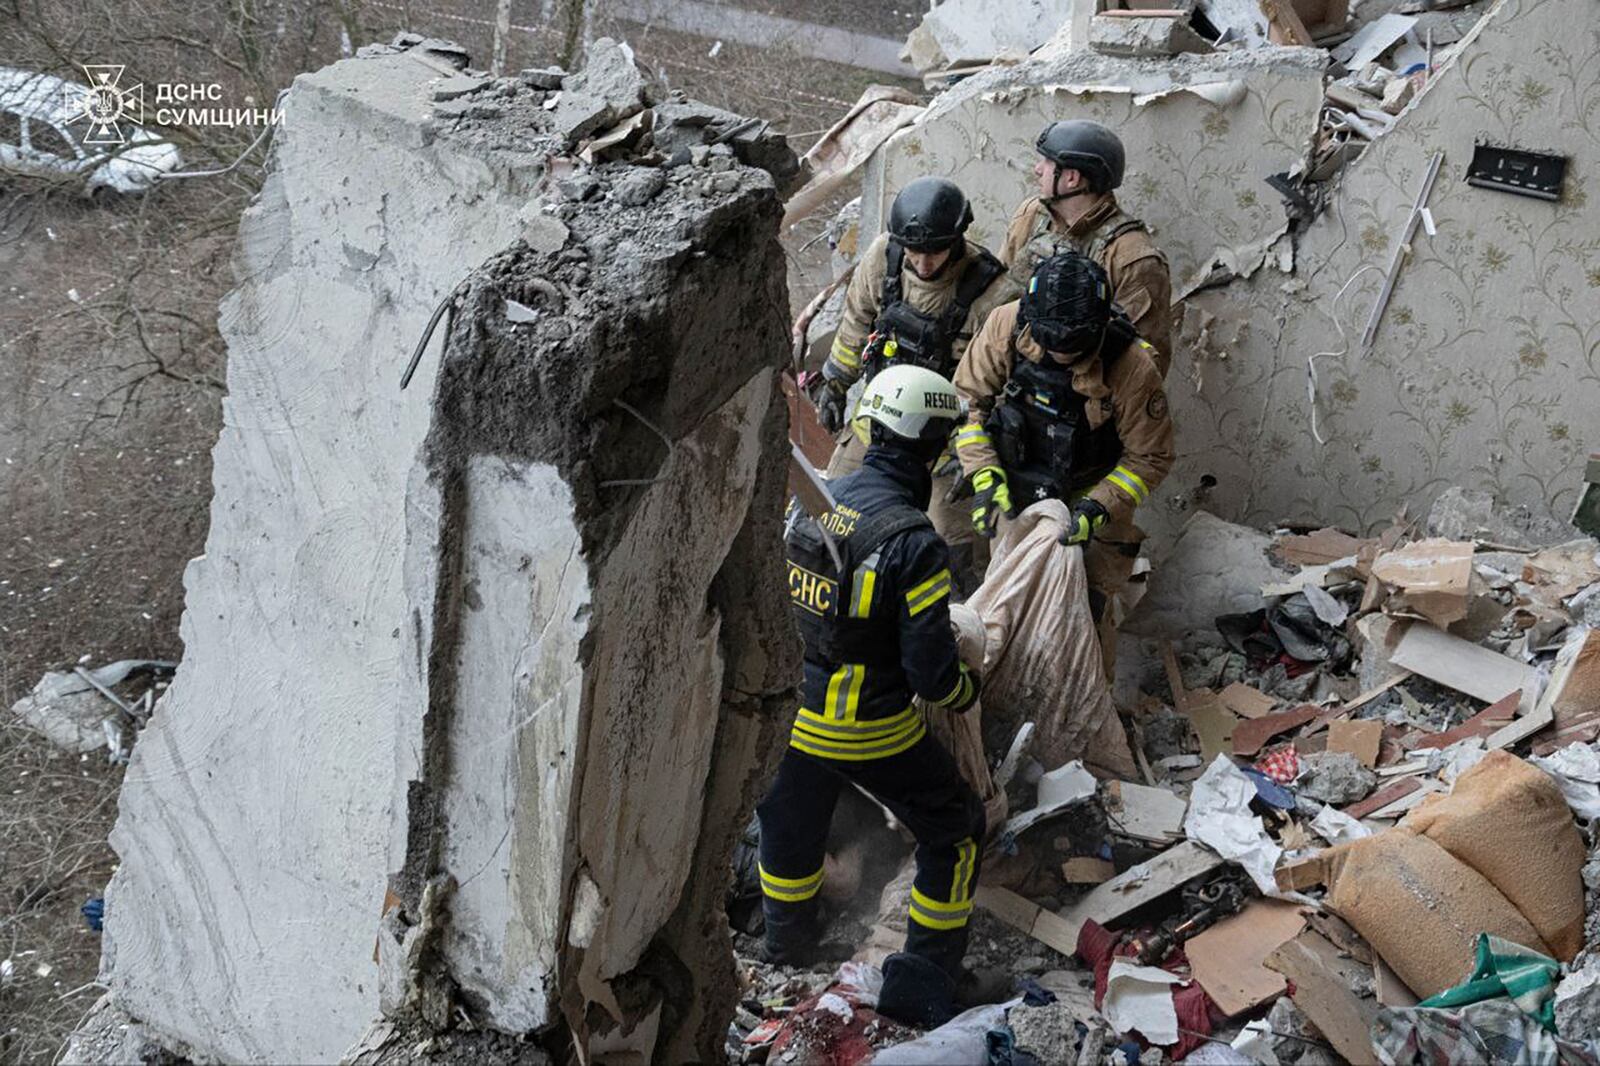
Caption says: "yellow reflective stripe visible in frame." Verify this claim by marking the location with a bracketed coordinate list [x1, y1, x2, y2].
[795, 705, 919, 740]
[825, 663, 865, 720]
[1107, 465, 1149, 504]
[830, 337, 862, 370]
[905, 568, 952, 617]
[953, 425, 990, 451]
[933, 669, 971, 708]
[760, 863, 824, 902]
[789, 720, 926, 761]
[950, 838, 977, 903]
[909, 886, 973, 930]
[850, 565, 877, 618]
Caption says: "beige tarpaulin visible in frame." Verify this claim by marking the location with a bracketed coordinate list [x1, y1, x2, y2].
[967, 500, 1138, 779]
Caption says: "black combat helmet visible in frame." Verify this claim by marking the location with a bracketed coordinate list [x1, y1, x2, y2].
[1036, 120, 1126, 194]
[887, 176, 974, 252]
[1020, 253, 1112, 356]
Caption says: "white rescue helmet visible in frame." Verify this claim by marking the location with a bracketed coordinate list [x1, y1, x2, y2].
[854, 365, 966, 445]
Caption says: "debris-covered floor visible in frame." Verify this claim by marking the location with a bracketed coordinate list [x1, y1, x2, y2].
[723, 485, 1600, 1066]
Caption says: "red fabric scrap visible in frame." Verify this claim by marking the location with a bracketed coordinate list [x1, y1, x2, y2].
[1077, 918, 1217, 1061]
[1254, 745, 1300, 784]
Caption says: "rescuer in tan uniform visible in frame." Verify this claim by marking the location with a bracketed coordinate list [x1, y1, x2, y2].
[953, 253, 1174, 668]
[999, 120, 1174, 376]
[812, 176, 1019, 588]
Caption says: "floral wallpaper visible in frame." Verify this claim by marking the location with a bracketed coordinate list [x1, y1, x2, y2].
[869, 0, 1599, 542]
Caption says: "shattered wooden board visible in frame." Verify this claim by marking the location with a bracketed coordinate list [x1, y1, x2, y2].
[1328, 718, 1382, 768]
[1232, 704, 1319, 756]
[1064, 840, 1224, 933]
[1106, 781, 1187, 843]
[1186, 899, 1306, 1016]
[1266, 930, 1382, 1065]
[1409, 691, 1517, 751]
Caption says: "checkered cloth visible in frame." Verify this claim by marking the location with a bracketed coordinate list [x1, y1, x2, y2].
[1254, 745, 1300, 784]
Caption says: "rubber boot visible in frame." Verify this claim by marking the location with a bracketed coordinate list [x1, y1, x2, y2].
[759, 898, 822, 967]
[877, 951, 958, 1028]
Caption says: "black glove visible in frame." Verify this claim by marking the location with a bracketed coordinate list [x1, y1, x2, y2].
[811, 375, 851, 434]
[937, 664, 982, 714]
[1058, 498, 1109, 546]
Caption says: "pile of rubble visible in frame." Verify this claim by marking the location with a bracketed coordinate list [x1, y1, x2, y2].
[723, 487, 1600, 1065]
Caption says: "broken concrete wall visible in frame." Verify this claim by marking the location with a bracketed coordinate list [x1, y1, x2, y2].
[100, 49, 544, 1064]
[868, 0, 1600, 539]
[100, 40, 796, 1065]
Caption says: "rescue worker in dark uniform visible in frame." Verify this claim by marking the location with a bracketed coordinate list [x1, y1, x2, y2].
[810, 177, 1019, 588]
[999, 120, 1174, 376]
[761, 364, 985, 1027]
[953, 252, 1174, 672]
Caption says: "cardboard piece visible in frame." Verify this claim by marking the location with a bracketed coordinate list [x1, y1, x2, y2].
[1065, 840, 1225, 934]
[779, 371, 836, 470]
[975, 886, 1081, 957]
[1186, 899, 1307, 1016]
[1106, 781, 1188, 843]
[1328, 718, 1382, 768]
[1188, 692, 1239, 761]
[1371, 538, 1475, 628]
[1266, 931, 1382, 1065]
[1232, 704, 1320, 756]
[1544, 629, 1600, 744]
[1063, 857, 1116, 884]
[1276, 527, 1372, 567]
[1389, 622, 1537, 712]
[1522, 541, 1600, 605]
[1218, 682, 1277, 720]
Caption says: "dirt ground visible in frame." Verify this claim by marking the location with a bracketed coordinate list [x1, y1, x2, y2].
[0, 3, 913, 1060]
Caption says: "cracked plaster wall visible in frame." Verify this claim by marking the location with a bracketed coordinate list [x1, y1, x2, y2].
[869, 0, 1598, 540]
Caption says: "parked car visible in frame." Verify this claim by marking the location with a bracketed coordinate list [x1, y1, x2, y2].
[0, 67, 182, 197]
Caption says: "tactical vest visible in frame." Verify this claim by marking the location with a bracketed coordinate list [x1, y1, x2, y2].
[984, 314, 1137, 505]
[862, 243, 1005, 381]
[785, 500, 930, 668]
[1022, 202, 1148, 277]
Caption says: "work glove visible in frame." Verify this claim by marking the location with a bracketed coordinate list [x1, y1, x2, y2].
[969, 466, 1015, 539]
[810, 373, 851, 435]
[947, 664, 982, 714]
[1058, 498, 1109, 546]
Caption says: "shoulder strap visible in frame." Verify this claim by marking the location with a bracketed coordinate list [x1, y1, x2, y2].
[1100, 310, 1137, 370]
[845, 504, 931, 571]
[1089, 215, 1148, 263]
[939, 248, 1006, 338]
[881, 241, 906, 307]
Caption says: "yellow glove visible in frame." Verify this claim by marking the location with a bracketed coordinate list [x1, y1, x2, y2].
[970, 466, 1015, 539]
[1059, 499, 1108, 546]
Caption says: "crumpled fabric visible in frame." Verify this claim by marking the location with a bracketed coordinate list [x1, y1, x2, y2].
[1373, 999, 1600, 1066]
[963, 500, 1128, 775]
[1372, 935, 1600, 1066]
[1076, 919, 1214, 1060]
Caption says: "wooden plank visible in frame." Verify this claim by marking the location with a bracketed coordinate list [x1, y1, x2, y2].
[1408, 691, 1517, 751]
[1106, 781, 1187, 843]
[1233, 704, 1320, 756]
[1389, 622, 1536, 711]
[1261, 0, 1315, 45]
[1276, 527, 1372, 567]
[975, 886, 1081, 957]
[1065, 841, 1225, 933]
[1062, 857, 1117, 884]
[1328, 718, 1382, 768]
[1187, 899, 1307, 1016]
[1218, 682, 1278, 720]
[1266, 931, 1381, 1065]
[1273, 853, 1329, 892]
[1163, 641, 1190, 712]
